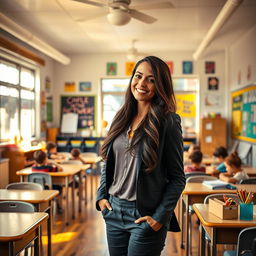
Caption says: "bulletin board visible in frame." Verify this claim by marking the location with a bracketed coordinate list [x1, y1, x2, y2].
[60, 95, 96, 130]
[231, 85, 256, 143]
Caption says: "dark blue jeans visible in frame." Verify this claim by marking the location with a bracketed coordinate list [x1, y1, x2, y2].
[102, 195, 167, 256]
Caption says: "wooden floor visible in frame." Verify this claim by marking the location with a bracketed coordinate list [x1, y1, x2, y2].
[40, 175, 231, 256]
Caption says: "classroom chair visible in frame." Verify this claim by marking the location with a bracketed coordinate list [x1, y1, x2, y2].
[0, 201, 36, 256]
[239, 178, 256, 184]
[6, 182, 43, 190]
[223, 227, 256, 256]
[185, 171, 210, 180]
[186, 175, 218, 255]
[28, 172, 52, 190]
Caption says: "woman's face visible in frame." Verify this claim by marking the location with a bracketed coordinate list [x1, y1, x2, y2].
[131, 61, 155, 103]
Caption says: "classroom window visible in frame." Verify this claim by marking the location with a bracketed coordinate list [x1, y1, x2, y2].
[0, 58, 37, 143]
[101, 78, 129, 130]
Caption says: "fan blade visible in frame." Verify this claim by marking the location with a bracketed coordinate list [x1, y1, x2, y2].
[75, 9, 107, 22]
[129, 9, 157, 24]
[72, 0, 107, 8]
[132, 2, 174, 11]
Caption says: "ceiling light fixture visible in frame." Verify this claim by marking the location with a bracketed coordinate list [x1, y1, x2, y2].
[107, 9, 131, 26]
[0, 13, 70, 65]
[193, 0, 244, 60]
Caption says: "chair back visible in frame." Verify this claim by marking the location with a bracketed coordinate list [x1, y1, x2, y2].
[6, 182, 43, 190]
[204, 193, 240, 204]
[28, 172, 52, 190]
[239, 178, 256, 184]
[237, 227, 256, 255]
[186, 175, 217, 183]
[0, 201, 35, 212]
[185, 172, 209, 180]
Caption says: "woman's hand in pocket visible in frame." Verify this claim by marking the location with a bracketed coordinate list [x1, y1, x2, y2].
[135, 216, 163, 231]
[98, 199, 112, 211]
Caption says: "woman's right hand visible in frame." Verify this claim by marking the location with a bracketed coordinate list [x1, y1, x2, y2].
[98, 199, 112, 211]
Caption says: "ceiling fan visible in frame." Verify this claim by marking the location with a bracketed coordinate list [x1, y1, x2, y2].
[72, 0, 174, 26]
[126, 39, 147, 61]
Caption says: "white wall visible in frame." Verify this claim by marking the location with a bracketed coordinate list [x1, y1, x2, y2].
[53, 51, 226, 132]
[228, 25, 256, 167]
[229, 25, 256, 90]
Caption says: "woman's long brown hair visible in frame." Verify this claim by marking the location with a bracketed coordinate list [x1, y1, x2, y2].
[101, 56, 176, 173]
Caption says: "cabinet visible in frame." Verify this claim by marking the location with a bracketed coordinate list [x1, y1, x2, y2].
[0, 159, 9, 188]
[200, 117, 227, 156]
[2, 145, 42, 183]
[47, 128, 59, 143]
[56, 136, 105, 154]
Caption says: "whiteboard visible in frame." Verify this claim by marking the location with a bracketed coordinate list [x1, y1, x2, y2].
[61, 113, 78, 134]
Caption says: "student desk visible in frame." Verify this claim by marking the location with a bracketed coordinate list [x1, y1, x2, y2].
[180, 183, 256, 256]
[193, 203, 256, 256]
[16, 164, 90, 226]
[244, 166, 256, 177]
[0, 212, 48, 256]
[0, 189, 58, 256]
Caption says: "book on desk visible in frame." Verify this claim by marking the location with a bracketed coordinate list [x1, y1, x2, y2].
[202, 180, 237, 190]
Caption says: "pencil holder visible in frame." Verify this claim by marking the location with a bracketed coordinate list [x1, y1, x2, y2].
[239, 203, 254, 221]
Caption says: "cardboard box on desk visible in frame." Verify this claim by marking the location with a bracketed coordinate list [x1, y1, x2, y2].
[209, 198, 238, 219]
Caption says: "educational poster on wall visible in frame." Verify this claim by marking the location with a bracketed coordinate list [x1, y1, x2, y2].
[64, 82, 76, 92]
[106, 62, 117, 75]
[231, 85, 256, 142]
[125, 62, 135, 76]
[46, 96, 53, 122]
[166, 61, 174, 74]
[60, 95, 96, 129]
[176, 94, 196, 118]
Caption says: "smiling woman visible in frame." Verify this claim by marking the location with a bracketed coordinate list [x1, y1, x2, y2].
[96, 56, 185, 256]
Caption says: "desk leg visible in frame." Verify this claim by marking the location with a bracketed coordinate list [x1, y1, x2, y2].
[185, 196, 189, 256]
[180, 196, 185, 249]
[210, 228, 216, 256]
[72, 175, 75, 219]
[34, 226, 40, 256]
[9, 242, 15, 256]
[199, 224, 205, 256]
[47, 204, 52, 256]
[65, 177, 69, 226]
[84, 173, 87, 204]
[78, 171, 82, 213]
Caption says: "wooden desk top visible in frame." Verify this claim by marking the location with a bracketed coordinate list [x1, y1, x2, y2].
[243, 166, 256, 176]
[193, 203, 256, 228]
[0, 189, 59, 203]
[183, 183, 256, 195]
[16, 164, 90, 177]
[0, 212, 48, 242]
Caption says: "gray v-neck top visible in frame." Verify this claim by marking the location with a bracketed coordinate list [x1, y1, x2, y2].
[108, 128, 138, 201]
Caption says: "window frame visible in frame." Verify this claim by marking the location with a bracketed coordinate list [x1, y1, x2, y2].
[0, 53, 40, 144]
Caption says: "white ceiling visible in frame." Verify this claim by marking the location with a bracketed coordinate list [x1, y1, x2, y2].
[0, 0, 256, 57]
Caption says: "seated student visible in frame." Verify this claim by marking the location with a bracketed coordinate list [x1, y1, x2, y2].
[219, 152, 249, 184]
[184, 150, 206, 173]
[184, 144, 200, 165]
[32, 150, 64, 213]
[70, 148, 87, 164]
[46, 141, 66, 160]
[207, 146, 228, 175]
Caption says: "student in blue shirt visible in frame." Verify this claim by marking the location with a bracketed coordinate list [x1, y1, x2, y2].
[208, 146, 228, 175]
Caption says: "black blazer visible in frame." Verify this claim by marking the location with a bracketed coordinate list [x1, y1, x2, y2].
[96, 112, 185, 232]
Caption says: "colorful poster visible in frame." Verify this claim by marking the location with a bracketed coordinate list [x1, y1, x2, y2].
[46, 96, 53, 122]
[182, 61, 193, 74]
[64, 82, 76, 92]
[176, 94, 196, 118]
[107, 62, 117, 75]
[125, 62, 135, 76]
[79, 82, 91, 91]
[231, 85, 256, 142]
[205, 61, 215, 74]
[204, 94, 222, 106]
[208, 77, 219, 90]
[166, 61, 174, 74]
